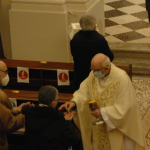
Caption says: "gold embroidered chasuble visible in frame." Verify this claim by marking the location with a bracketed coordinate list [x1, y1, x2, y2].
[72, 63, 146, 150]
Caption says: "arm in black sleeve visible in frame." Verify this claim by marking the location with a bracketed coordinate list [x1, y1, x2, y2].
[58, 119, 79, 148]
[102, 38, 114, 61]
[21, 105, 31, 115]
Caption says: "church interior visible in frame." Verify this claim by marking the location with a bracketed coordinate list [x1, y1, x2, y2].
[0, 0, 150, 149]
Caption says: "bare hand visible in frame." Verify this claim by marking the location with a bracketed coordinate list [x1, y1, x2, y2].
[58, 102, 76, 112]
[12, 102, 35, 114]
[64, 111, 76, 121]
[58, 103, 67, 111]
[90, 108, 101, 118]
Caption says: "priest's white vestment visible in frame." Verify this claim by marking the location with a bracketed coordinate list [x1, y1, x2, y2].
[71, 63, 146, 150]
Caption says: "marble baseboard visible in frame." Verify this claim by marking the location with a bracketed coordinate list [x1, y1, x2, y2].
[113, 58, 150, 75]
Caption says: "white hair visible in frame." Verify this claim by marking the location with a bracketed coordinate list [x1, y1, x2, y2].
[79, 14, 96, 31]
[102, 57, 111, 67]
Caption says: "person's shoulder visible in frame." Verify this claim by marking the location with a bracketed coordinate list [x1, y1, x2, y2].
[22, 105, 33, 115]
[52, 108, 65, 119]
[71, 30, 83, 39]
[40, 106, 65, 120]
[0, 89, 9, 102]
[90, 31, 106, 41]
[113, 64, 131, 82]
[0, 89, 7, 97]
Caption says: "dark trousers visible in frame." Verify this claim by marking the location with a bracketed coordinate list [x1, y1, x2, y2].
[148, 12, 150, 23]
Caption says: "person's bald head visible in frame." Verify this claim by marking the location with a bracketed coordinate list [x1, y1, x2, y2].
[91, 53, 110, 68]
[0, 61, 7, 72]
[91, 53, 111, 78]
[0, 61, 8, 83]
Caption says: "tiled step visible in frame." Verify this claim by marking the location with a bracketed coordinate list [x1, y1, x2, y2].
[109, 42, 150, 59]
[109, 42, 150, 75]
[113, 58, 150, 75]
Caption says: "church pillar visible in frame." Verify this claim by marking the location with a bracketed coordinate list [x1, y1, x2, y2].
[0, 0, 12, 59]
[9, 0, 104, 62]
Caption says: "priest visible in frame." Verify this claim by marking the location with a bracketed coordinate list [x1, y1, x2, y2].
[59, 53, 146, 150]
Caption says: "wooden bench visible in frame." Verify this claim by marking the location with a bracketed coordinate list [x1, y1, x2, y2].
[4, 89, 72, 103]
[1, 59, 131, 150]
[0, 59, 132, 94]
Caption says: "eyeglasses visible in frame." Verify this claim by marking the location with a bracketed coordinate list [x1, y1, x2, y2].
[0, 70, 9, 73]
[90, 66, 105, 72]
[90, 65, 109, 72]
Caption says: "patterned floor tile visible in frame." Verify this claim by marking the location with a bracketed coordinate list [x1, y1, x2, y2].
[104, 4, 115, 11]
[105, 36, 124, 42]
[109, 15, 141, 24]
[144, 19, 149, 23]
[106, 0, 134, 9]
[105, 9, 126, 18]
[139, 3, 146, 8]
[105, 25, 132, 35]
[136, 27, 150, 37]
[128, 38, 150, 43]
[126, 0, 145, 5]
[131, 11, 148, 20]
[105, 19, 119, 27]
[132, 75, 150, 150]
[118, 5, 146, 14]
[105, 33, 110, 37]
[113, 31, 146, 42]
[122, 21, 150, 30]
[104, 0, 150, 43]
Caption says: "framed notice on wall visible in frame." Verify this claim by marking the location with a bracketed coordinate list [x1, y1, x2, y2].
[17, 67, 29, 83]
[57, 69, 70, 86]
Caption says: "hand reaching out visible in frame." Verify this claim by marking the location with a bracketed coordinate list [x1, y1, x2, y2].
[12, 102, 35, 115]
[64, 111, 76, 121]
[58, 102, 76, 112]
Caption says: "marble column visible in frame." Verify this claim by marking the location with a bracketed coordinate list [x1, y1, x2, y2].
[0, 0, 12, 59]
[9, 0, 104, 62]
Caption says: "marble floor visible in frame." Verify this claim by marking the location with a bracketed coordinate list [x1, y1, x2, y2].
[104, 0, 150, 43]
[132, 75, 150, 149]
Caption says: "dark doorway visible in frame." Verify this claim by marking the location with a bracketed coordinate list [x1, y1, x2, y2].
[0, 33, 5, 59]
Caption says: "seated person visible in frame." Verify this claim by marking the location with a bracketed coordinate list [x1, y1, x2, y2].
[70, 14, 114, 92]
[0, 60, 31, 150]
[22, 85, 79, 150]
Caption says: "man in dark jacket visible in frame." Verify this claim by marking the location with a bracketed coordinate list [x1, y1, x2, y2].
[146, 0, 150, 22]
[22, 85, 79, 150]
[70, 14, 114, 92]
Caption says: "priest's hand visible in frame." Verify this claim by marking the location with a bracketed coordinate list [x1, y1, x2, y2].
[58, 102, 76, 112]
[90, 108, 101, 118]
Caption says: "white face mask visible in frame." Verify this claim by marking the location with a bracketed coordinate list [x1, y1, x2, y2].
[1, 74, 10, 86]
[93, 71, 105, 79]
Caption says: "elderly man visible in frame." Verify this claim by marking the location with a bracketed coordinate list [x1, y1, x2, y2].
[22, 85, 79, 150]
[70, 14, 114, 92]
[0, 60, 31, 150]
[146, 0, 150, 22]
[59, 53, 146, 150]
